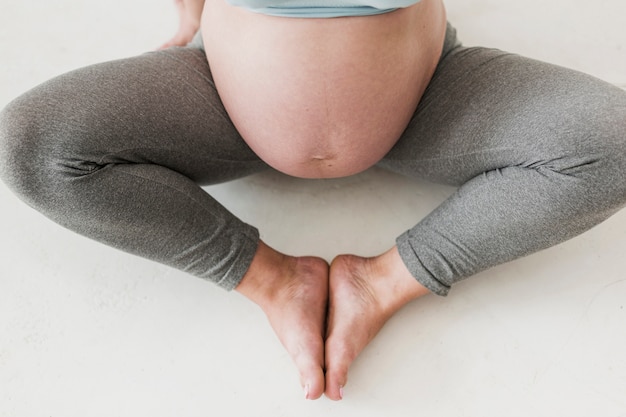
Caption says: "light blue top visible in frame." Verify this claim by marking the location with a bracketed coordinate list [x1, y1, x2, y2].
[226, 0, 422, 18]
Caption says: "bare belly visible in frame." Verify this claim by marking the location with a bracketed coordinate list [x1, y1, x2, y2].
[202, 0, 447, 178]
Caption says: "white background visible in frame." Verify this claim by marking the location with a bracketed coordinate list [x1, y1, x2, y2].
[1, 1, 625, 416]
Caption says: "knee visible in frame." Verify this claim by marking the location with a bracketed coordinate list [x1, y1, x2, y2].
[567, 95, 626, 210]
[592, 97, 626, 190]
[0, 91, 61, 208]
[1, 96, 34, 192]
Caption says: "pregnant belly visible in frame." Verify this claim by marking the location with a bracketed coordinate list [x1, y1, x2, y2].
[202, 0, 446, 178]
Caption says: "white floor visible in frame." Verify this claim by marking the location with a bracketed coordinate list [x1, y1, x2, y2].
[1, 1, 625, 416]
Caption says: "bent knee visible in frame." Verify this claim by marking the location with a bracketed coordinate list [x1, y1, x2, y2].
[1, 96, 38, 191]
[592, 95, 626, 192]
[568, 97, 626, 210]
[0, 90, 69, 207]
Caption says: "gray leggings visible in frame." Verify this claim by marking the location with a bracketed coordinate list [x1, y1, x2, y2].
[1, 25, 625, 296]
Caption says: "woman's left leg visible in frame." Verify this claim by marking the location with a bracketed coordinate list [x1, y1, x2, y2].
[324, 25, 626, 399]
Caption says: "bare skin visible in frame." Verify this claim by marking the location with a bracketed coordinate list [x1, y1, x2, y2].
[164, 0, 437, 401]
[202, 0, 446, 178]
[235, 241, 330, 400]
[325, 248, 430, 400]
[236, 240, 430, 401]
[159, 0, 204, 49]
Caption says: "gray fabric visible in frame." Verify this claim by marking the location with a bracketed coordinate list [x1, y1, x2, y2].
[0, 46, 266, 291]
[382, 25, 626, 295]
[1, 24, 625, 294]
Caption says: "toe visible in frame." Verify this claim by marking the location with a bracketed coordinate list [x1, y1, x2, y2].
[294, 349, 325, 399]
[324, 364, 348, 401]
[324, 338, 352, 401]
[275, 331, 326, 400]
[301, 364, 325, 400]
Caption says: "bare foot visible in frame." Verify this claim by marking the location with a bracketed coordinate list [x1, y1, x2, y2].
[324, 247, 430, 400]
[236, 242, 329, 400]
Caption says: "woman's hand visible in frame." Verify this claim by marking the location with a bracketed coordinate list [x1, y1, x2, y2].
[159, 0, 205, 49]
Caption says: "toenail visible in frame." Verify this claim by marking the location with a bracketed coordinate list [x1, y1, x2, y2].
[339, 385, 344, 400]
[304, 384, 310, 400]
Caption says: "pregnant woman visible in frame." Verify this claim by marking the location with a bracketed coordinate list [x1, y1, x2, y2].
[1, 0, 625, 401]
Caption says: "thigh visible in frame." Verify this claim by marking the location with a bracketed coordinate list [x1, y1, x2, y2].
[379, 41, 626, 185]
[381, 39, 626, 294]
[2, 45, 266, 187]
[0, 45, 266, 289]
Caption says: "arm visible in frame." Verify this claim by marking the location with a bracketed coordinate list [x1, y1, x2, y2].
[159, 0, 205, 49]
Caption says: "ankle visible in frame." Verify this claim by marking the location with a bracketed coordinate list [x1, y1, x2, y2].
[370, 247, 430, 310]
[235, 241, 293, 307]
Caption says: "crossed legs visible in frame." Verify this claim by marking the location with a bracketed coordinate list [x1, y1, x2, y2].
[1, 29, 625, 401]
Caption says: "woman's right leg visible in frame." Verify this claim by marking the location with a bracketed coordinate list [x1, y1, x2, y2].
[0, 46, 267, 289]
[0, 45, 328, 398]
